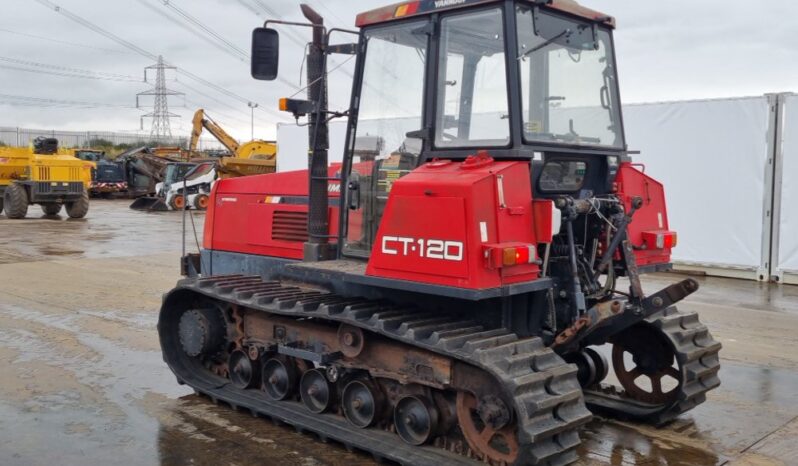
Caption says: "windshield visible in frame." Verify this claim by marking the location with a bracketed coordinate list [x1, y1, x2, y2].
[96, 164, 124, 182]
[517, 6, 623, 148]
[164, 164, 196, 187]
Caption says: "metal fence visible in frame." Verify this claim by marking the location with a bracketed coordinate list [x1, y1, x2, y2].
[0, 126, 225, 151]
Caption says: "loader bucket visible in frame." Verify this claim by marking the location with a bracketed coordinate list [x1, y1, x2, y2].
[130, 196, 169, 211]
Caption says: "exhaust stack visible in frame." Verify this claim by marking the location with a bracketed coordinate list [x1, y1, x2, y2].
[300, 4, 332, 262]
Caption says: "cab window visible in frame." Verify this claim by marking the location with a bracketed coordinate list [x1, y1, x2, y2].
[435, 8, 510, 148]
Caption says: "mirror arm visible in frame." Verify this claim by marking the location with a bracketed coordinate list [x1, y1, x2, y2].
[263, 19, 326, 35]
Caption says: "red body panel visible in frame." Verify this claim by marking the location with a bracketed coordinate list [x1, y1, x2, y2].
[203, 167, 341, 260]
[366, 155, 543, 289]
[614, 163, 673, 266]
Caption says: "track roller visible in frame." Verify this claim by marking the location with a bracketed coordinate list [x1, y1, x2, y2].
[394, 395, 439, 446]
[342, 379, 384, 428]
[300, 368, 334, 413]
[261, 357, 298, 401]
[228, 350, 259, 389]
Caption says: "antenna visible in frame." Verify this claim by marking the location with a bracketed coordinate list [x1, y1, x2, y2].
[137, 55, 184, 140]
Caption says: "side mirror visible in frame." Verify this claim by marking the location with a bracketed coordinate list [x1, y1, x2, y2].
[251, 28, 279, 80]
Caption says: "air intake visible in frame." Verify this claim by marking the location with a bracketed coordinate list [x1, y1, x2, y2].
[272, 210, 309, 242]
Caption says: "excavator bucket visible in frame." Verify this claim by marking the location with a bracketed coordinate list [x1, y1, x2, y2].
[130, 196, 169, 211]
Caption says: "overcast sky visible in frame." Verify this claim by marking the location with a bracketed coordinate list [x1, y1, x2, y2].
[2, 0, 797, 141]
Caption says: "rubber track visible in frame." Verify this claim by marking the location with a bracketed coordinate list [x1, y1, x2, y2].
[160, 275, 594, 466]
[583, 306, 722, 425]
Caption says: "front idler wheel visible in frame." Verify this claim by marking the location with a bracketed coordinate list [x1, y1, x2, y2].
[300, 368, 334, 413]
[394, 395, 439, 446]
[261, 357, 297, 401]
[228, 350, 260, 389]
[342, 379, 384, 428]
[611, 323, 681, 405]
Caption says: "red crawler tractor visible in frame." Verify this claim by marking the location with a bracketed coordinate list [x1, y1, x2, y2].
[159, 1, 721, 464]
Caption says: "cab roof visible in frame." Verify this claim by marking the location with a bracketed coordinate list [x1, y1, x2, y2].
[356, 0, 615, 29]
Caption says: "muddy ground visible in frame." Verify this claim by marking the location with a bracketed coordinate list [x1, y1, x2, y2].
[0, 200, 796, 465]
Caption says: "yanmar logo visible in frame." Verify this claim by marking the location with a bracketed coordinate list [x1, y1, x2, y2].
[434, 0, 466, 7]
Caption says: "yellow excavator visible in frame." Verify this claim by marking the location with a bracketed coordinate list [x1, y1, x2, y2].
[189, 109, 277, 178]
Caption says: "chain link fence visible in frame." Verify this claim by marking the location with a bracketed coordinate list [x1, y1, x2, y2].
[0, 126, 225, 151]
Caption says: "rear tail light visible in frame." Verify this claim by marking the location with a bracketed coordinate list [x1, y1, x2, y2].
[485, 244, 537, 268]
[642, 231, 677, 250]
[497, 245, 536, 267]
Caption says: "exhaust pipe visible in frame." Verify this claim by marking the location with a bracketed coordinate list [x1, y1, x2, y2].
[300, 4, 332, 262]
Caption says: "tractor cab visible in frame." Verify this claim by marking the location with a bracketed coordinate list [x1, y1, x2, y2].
[253, 0, 625, 260]
[341, 0, 624, 258]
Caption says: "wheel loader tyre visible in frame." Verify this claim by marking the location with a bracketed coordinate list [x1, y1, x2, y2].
[41, 203, 62, 216]
[65, 191, 90, 219]
[193, 194, 209, 211]
[0, 196, 4, 215]
[170, 194, 185, 211]
[3, 183, 29, 219]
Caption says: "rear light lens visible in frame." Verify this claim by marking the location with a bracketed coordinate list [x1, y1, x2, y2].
[502, 245, 535, 266]
[665, 233, 677, 248]
[642, 231, 677, 250]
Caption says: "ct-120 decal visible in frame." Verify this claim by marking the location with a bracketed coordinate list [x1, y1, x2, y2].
[381, 236, 464, 261]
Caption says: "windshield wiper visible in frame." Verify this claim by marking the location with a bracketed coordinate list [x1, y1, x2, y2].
[518, 28, 572, 60]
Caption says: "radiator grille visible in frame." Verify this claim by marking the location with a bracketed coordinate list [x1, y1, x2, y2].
[271, 210, 308, 242]
[38, 166, 51, 180]
[70, 167, 80, 180]
[34, 182, 83, 194]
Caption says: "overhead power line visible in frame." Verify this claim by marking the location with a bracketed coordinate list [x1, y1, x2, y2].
[139, 0, 301, 90]
[235, 0, 307, 49]
[0, 93, 138, 110]
[33, 0, 286, 120]
[183, 98, 252, 127]
[174, 80, 253, 119]
[134, 0, 248, 63]
[160, 0, 250, 59]
[0, 64, 141, 83]
[0, 27, 132, 55]
[0, 56, 141, 81]
[34, 0, 156, 59]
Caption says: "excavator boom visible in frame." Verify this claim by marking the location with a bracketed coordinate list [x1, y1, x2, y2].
[189, 109, 276, 163]
[190, 109, 240, 155]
